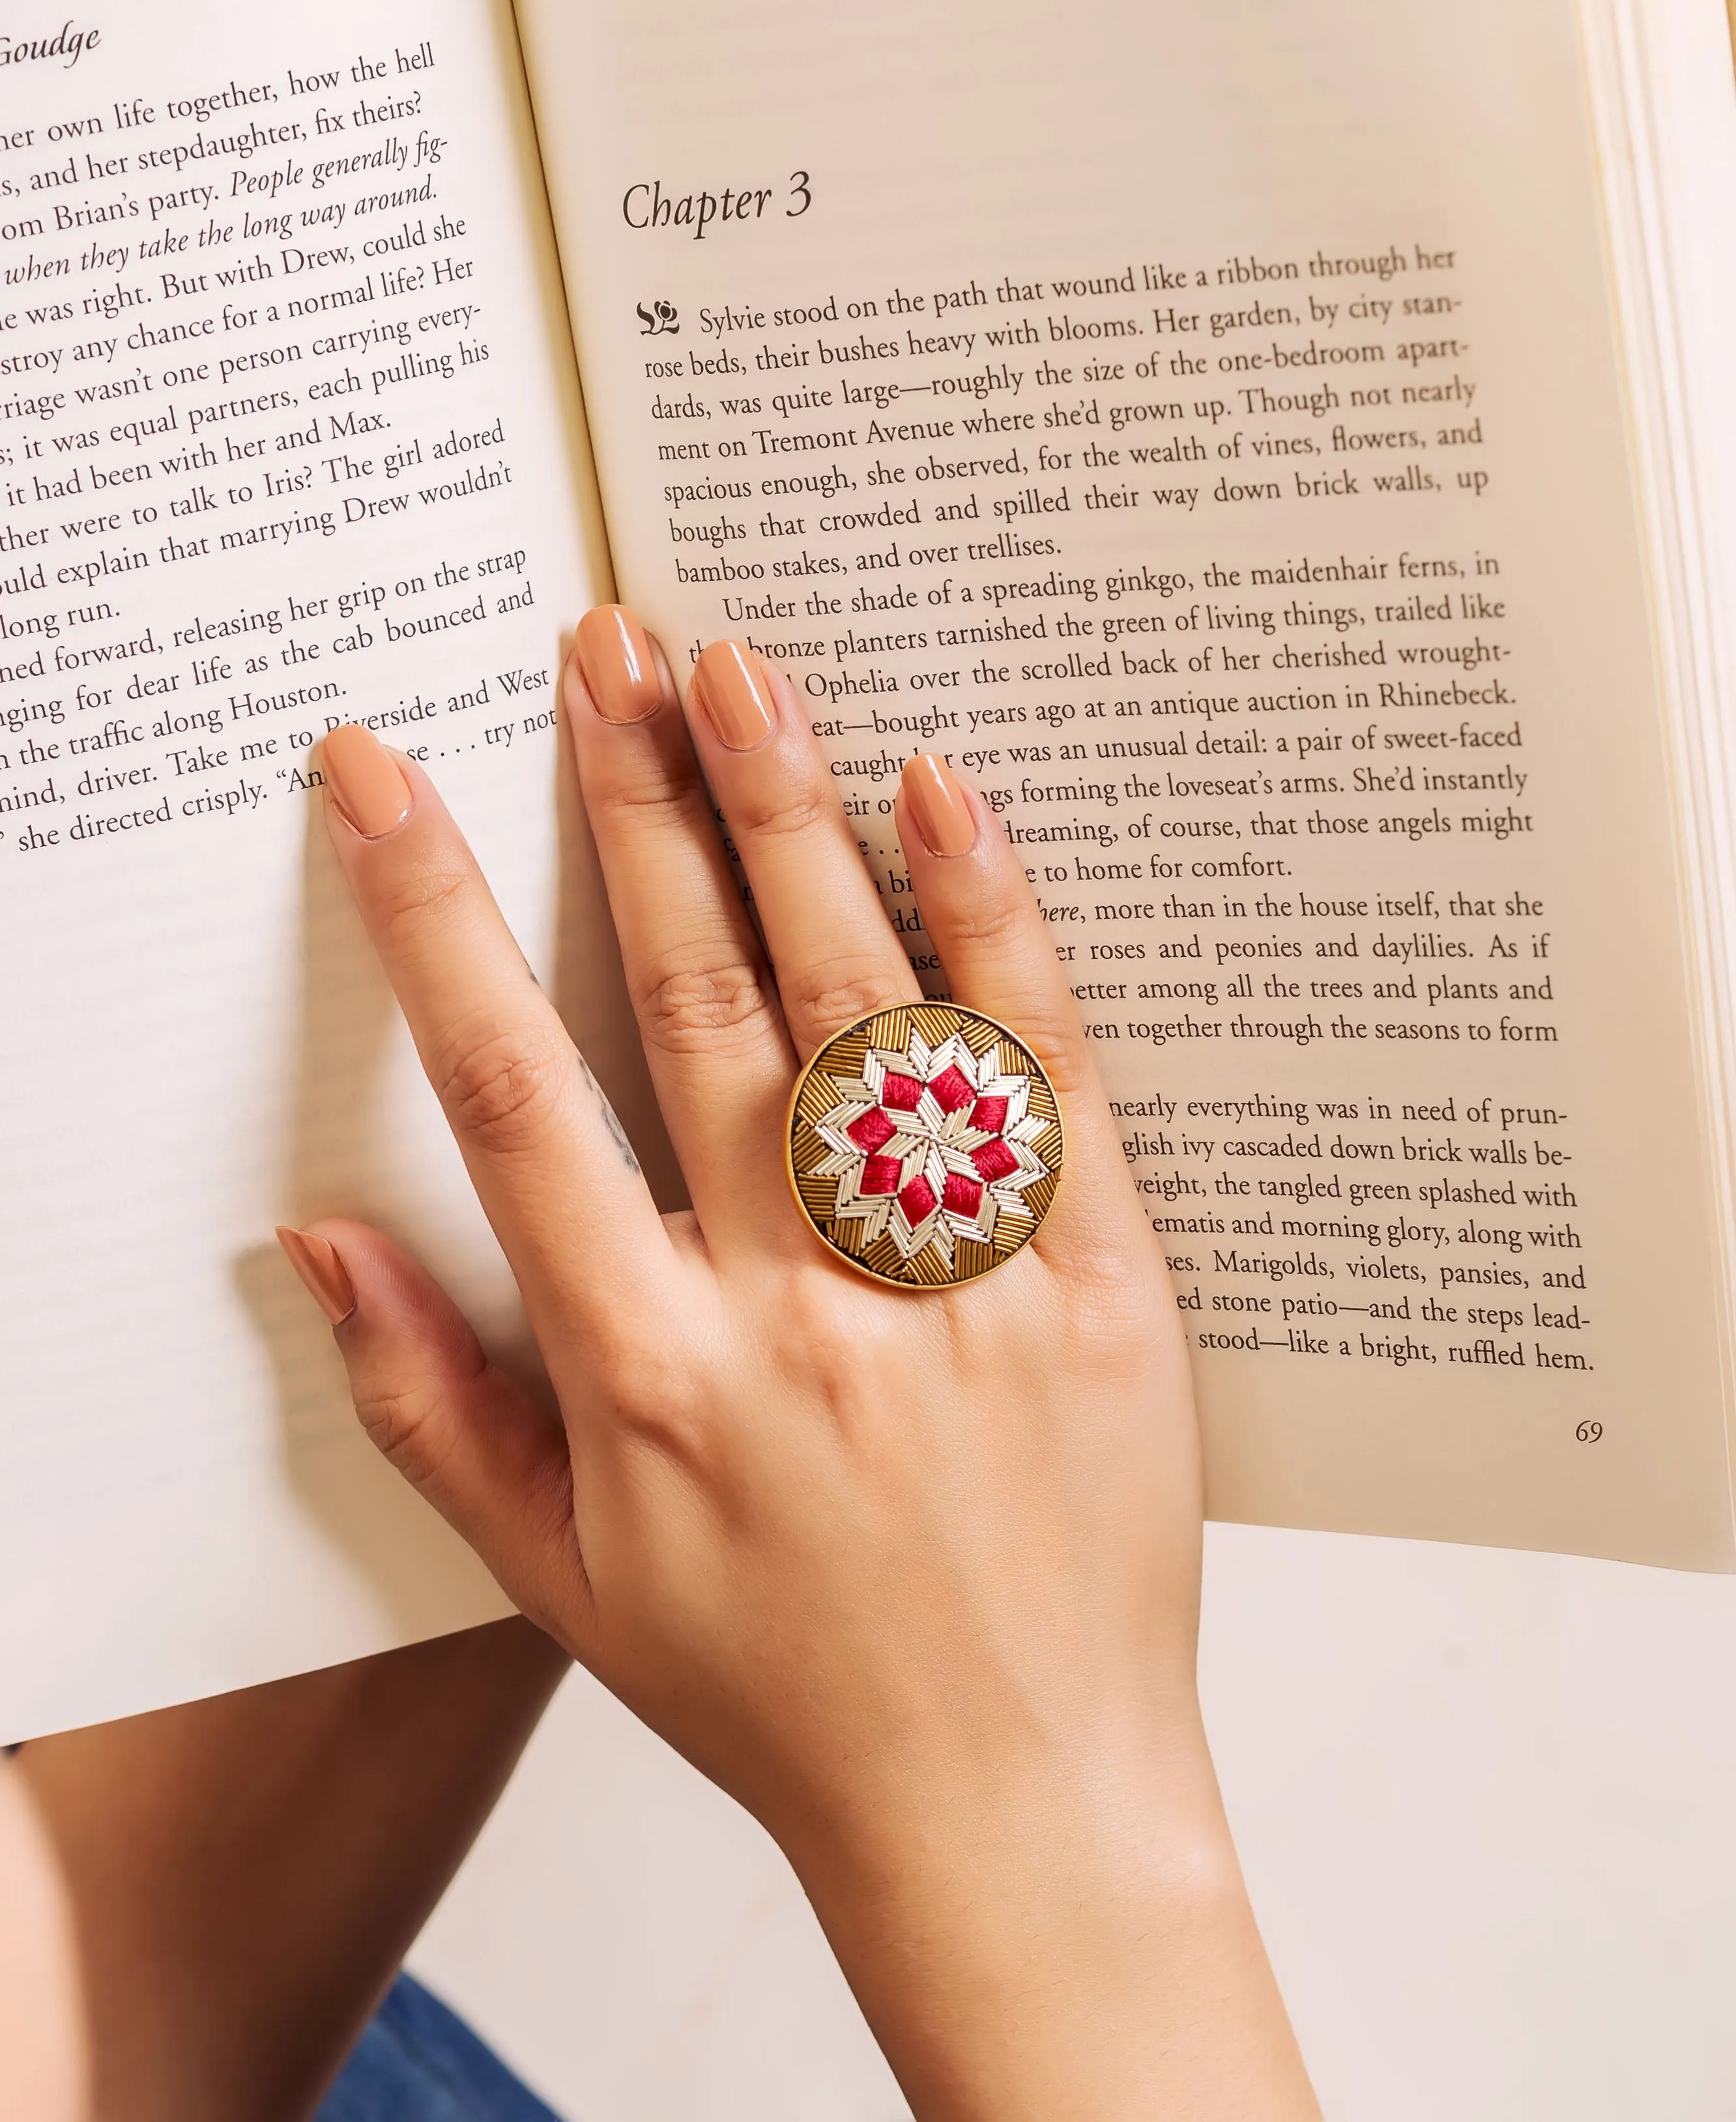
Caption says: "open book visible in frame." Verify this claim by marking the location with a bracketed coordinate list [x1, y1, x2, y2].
[5, 0, 1735, 1737]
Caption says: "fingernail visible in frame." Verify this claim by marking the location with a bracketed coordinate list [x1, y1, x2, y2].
[903, 753, 977, 858]
[574, 605, 669, 725]
[322, 725, 413, 839]
[692, 640, 778, 752]
[276, 1227, 357, 1326]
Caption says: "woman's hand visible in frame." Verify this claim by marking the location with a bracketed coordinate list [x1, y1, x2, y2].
[283, 608, 1317, 2119]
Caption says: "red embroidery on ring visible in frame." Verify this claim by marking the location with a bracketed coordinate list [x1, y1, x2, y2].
[943, 1172, 984, 1218]
[898, 1174, 938, 1225]
[928, 1064, 974, 1114]
[807, 1025, 1054, 1271]
[970, 1138, 1020, 1184]
[846, 1109, 897, 1155]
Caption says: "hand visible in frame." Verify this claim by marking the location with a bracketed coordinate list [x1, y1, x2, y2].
[282, 609, 1316, 2119]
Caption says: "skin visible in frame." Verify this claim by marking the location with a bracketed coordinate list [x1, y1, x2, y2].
[0, 609, 1316, 2121]
[1, 1622, 567, 2122]
[282, 615, 1322, 2121]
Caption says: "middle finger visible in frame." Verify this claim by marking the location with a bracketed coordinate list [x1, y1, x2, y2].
[686, 639, 922, 1060]
[564, 608, 797, 1245]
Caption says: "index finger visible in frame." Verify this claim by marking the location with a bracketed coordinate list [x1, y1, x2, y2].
[317, 724, 673, 1331]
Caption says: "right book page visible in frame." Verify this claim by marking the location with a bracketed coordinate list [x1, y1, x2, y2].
[519, 0, 1736, 1567]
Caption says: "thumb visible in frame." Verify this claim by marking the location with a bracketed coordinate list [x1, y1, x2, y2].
[276, 1219, 590, 1648]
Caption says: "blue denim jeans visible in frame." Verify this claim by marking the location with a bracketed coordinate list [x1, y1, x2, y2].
[317, 1973, 564, 2121]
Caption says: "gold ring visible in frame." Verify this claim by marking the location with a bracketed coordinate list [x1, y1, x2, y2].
[786, 1002, 1065, 1288]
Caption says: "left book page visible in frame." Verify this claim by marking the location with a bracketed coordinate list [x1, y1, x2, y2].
[0, 0, 642, 1740]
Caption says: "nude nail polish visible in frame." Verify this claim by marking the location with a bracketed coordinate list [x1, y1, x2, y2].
[903, 753, 978, 858]
[574, 605, 669, 725]
[321, 725, 413, 839]
[276, 1227, 357, 1325]
[692, 640, 778, 751]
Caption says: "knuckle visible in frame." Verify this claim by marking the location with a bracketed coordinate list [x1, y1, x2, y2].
[614, 1377, 709, 1466]
[353, 1380, 454, 1489]
[1013, 1002, 1095, 1101]
[634, 944, 781, 1056]
[591, 769, 709, 836]
[776, 1267, 860, 1371]
[1077, 1247, 1165, 1324]
[780, 959, 914, 1045]
[589, 1337, 713, 1466]
[927, 889, 1095, 1097]
[945, 892, 1030, 955]
[431, 1017, 572, 1156]
[730, 782, 828, 844]
[770, 1272, 886, 1440]
[368, 862, 472, 952]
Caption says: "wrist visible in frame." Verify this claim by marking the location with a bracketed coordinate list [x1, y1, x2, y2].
[787, 1653, 1220, 1893]
[781, 1712, 1313, 2122]
[798, 1703, 1234, 1969]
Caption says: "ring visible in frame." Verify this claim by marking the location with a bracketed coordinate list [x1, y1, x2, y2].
[786, 1002, 1065, 1288]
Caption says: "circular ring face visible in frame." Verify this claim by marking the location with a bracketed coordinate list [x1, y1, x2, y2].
[787, 1002, 1065, 1288]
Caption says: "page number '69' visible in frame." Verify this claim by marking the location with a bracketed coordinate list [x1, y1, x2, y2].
[1576, 1421, 1604, 1443]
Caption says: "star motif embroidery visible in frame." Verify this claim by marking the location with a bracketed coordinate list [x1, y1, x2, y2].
[810, 1027, 1053, 1268]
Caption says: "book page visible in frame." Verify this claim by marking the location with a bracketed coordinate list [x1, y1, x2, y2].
[0, 0, 659, 1739]
[517, 0, 1736, 1567]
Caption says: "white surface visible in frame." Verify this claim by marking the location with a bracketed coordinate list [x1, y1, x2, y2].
[411, 1523, 1736, 2120]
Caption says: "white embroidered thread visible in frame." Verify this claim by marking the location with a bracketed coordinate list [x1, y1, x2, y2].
[809, 1028, 1053, 1268]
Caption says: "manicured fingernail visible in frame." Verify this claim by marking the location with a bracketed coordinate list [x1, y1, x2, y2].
[276, 1227, 357, 1325]
[692, 640, 778, 751]
[903, 753, 977, 858]
[574, 605, 669, 725]
[321, 725, 413, 839]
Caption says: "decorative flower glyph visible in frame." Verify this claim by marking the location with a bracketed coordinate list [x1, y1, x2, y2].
[807, 1026, 1054, 1270]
